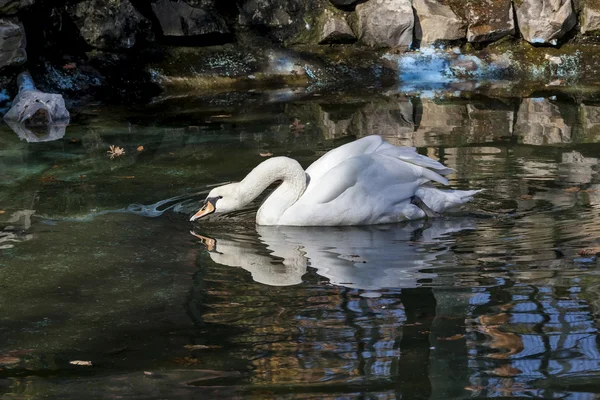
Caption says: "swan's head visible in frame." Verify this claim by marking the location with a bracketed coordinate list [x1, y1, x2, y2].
[190, 183, 240, 222]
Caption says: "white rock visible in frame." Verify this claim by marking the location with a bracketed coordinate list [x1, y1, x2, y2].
[0, 18, 25, 69]
[413, 0, 466, 44]
[582, 3, 600, 34]
[319, 9, 355, 44]
[515, 0, 575, 45]
[355, 0, 414, 49]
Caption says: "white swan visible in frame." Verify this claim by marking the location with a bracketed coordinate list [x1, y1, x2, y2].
[190, 135, 480, 226]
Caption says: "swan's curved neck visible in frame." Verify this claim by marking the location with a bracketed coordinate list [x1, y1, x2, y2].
[237, 157, 307, 225]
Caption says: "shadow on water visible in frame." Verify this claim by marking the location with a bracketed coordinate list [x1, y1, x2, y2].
[3, 89, 600, 398]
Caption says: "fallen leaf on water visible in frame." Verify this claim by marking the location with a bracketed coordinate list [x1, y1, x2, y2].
[437, 334, 465, 341]
[69, 360, 92, 366]
[578, 247, 600, 256]
[0, 210, 5, 214]
[107, 145, 125, 159]
[63, 62, 76, 70]
[0, 356, 20, 365]
[403, 322, 422, 327]
[519, 194, 533, 200]
[144, 371, 155, 376]
[184, 345, 221, 350]
[564, 187, 580, 193]
[137, 146, 144, 152]
[259, 152, 273, 157]
[116, 176, 135, 179]
[70, 138, 79, 143]
[169, 152, 175, 156]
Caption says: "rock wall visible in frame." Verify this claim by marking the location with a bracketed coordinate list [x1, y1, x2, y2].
[3, 0, 600, 103]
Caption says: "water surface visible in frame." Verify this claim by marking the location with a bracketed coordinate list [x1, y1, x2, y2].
[2, 91, 600, 399]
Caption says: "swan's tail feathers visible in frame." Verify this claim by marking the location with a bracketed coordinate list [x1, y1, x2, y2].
[416, 186, 483, 213]
[378, 145, 454, 175]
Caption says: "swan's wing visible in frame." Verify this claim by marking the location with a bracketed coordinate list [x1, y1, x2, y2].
[377, 142, 454, 176]
[306, 136, 452, 191]
[305, 136, 384, 186]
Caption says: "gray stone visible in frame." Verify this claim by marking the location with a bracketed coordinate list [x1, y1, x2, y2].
[413, 0, 467, 44]
[152, 0, 229, 36]
[319, 9, 355, 44]
[4, 72, 70, 143]
[581, 2, 600, 34]
[466, 0, 515, 42]
[0, 17, 25, 69]
[239, 0, 296, 28]
[0, 0, 33, 15]
[355, 0, 414, 49]
[69, 0, 151, 49]
[515, 0, 575, 45]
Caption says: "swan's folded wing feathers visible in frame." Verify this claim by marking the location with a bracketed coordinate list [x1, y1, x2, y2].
[305, 136, 383, 187]
[377, 144, 454, 175]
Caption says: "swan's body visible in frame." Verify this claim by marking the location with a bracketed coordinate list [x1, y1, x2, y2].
[191, 135, 480, 226]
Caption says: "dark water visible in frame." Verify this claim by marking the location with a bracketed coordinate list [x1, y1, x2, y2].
[2, 91, 600, 399]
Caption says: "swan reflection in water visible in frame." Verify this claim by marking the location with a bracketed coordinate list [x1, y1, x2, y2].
[191, 218, 475, 290]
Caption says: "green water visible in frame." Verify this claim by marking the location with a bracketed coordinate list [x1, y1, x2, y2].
[2, 91, 600, 399]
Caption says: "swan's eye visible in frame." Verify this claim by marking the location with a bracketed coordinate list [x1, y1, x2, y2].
[217, 196, 223, 200]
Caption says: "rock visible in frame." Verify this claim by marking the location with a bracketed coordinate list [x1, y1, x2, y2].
[0, 18, 25, 69]
[4, 72, 70, 143]
[0, 0, 34, 15]
[466, 0, 515, 42]
[68, 0, 151, 50]
[413, 0, 467, 45]
[515, 0, 575, 45]
[515, 98, 571, 145]
[151, 0, 229, 36]
[581, 2, 600, 34]
[239, 0, 296, 28]
[355, 0, 414, 49]
[319, 9, 355, 44]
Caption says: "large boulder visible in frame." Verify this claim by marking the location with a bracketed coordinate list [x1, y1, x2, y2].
[355, 0, 414, 49]
[0, 18, 25, 69]
[68, 0, 151, 50]
[319, 8, 355, 44]
[0, 0, 34, 15]
[413, 0, 467, 45]
[581, 1, 600, 34]
[151, 0, 229, 36]
[239, 0, 298, 28]
[515, 0, 575, 45]
[465, 0, 515, 42]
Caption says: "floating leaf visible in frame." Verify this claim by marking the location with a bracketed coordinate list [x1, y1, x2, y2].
[137, 146, 144, 152]
[259, 152, 273, 157]
[62, 62, 76, 70]
[0, 210, 5, 215]
[519, 194, 533, 200]
[116, 176, 135, 179]
[69, 360, 92, 366]
[107, 145, 125, 159]
[564, 187, 580, 193]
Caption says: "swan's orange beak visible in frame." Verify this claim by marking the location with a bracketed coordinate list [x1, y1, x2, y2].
[190, 200, 215, 222]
